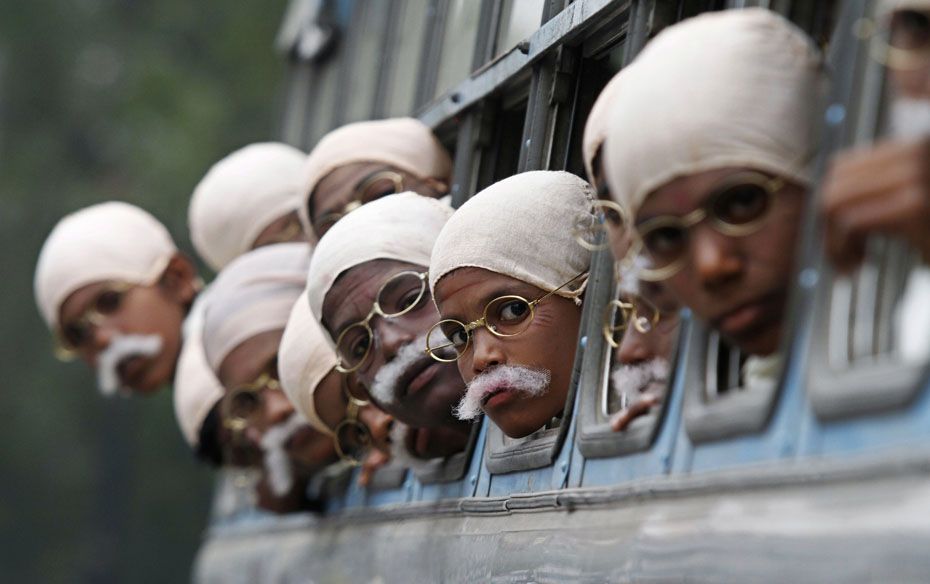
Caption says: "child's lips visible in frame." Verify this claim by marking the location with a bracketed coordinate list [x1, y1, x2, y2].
[481, 386, 519, 410]
[117, 356, 147, 387]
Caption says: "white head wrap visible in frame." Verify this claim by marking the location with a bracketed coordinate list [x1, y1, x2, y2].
[880, 0, 930, 14]
[603, 8, 822, 218]
[278, 293, 338, 436]
[201, 243, 309, 373]
[173, 292, 225, 448]
[306, 192, 454, 326]
[297, 118, 453, 236]
[34, 201, 177, 330]
[189, 142, 307, 272]
[582, 72, 624, 183]
[429, 171, 594, 302]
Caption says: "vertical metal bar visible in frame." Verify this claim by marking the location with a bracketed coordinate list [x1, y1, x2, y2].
[279, 62, 313, 147]
[705, 331, 722, 399]
[330, 0, 366, 126]
[371, 0, 404, 119]
[414, 0, 448, 110]
[622, 0, 656, 66]
[449, 113, 480, 207]
[474, 0, 503, 68]
[728, 345, 742, 391]
[518, 59, 555, 172]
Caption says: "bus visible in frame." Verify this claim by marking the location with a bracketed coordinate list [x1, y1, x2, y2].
[194, 0, 930, 581]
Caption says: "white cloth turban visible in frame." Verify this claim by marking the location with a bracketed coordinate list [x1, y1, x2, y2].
[429, 170, 595, 302]
[582, 72, 624, 183]
[297, 117, 453, 236]
[189, 142, 307, 272]
[202, 243, 309, 373]
[603, 8, 822, 218]
[306, 192, 454, 328]
[173, 292, 225, 448]
[880, 1, 930, 13]
[34, 201, 177, 330]
[278, 293, 338, 435]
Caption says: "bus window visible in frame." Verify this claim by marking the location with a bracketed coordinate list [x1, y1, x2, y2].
[807, 1, 930, 420]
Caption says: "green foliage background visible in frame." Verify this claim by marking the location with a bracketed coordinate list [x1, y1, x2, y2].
[0, 0, 289, 581]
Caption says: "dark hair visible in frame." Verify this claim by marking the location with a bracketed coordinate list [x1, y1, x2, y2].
[195, 403, 223, 467]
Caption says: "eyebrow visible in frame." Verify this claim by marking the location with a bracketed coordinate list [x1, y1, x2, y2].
[332, 305, 369, 339]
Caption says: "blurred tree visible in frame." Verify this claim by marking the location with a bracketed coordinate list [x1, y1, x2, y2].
[0, 0, 288, 582]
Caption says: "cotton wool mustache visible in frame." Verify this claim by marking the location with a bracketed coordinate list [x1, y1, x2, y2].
[455, 365, 551, 421]
[260, 412, 306, 497]
[96, 333, 164, 397]
[369, 333, 432, 406]
[610, 357, 669, 410]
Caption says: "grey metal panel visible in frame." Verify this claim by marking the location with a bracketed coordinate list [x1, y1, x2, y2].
[483, 418, 565, 474]
[195, 448, 930, 583]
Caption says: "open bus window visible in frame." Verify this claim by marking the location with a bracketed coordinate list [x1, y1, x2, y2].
[576, 250, 685, 458]
[807, 0, 930, 420]
[809, 240, 929, 419]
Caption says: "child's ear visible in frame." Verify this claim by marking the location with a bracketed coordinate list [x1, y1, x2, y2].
[158, 253, 200, 305]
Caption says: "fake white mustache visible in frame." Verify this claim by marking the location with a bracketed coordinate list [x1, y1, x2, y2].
[96, 333, 163, 397]
[455, 365, 551, 421]
[610, 357, 669, 410]
[369, 333, 431, 406]
[890, 98, 930, 140]
[260, 412, 305, 497]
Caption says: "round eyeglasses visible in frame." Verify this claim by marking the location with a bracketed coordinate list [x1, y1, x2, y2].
[334, 270, 430, 373]
[425, 272, 587, 362]
[54, 281, 134, 361]
[856, 10, 930, 70]
[629, 170, 779, 282]
[602, 293, 661, 349]
[220, 372, 280, 436]
[572, 200, 629, 251]
[332, 375, 372, 466]
[314, 170, 406, 234]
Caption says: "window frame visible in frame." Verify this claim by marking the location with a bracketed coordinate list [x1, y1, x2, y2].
[803, 0, 930, 421]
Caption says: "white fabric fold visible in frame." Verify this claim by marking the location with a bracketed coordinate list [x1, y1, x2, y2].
[429, 170, 594, 302]
[880, 0, 930, 14]
[306, 192, 453, 330]
[34, 201, 177, 329]
[189, 142, 307, 271]
[583, 72, 624, 182]
[201, 243, 309, 373]
[603, 9, 822, 218]
[297, 118, 452, 236]
[278, 293, 339, 435]
[173, 291, 225, 447]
